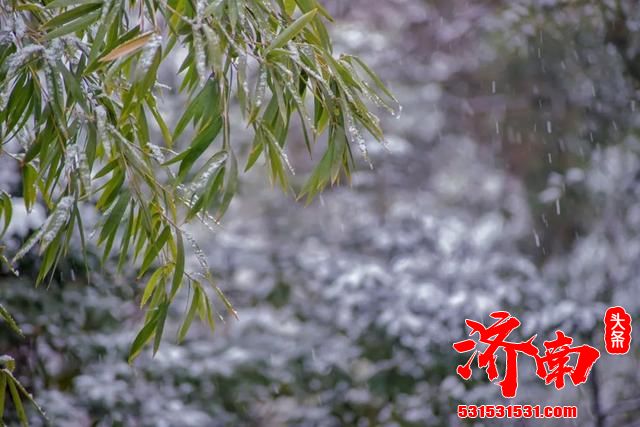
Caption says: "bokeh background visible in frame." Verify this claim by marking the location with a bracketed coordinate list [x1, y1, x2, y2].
[2, 0, 640, 425]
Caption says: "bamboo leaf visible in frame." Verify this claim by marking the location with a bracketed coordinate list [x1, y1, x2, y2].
[172, 80, 220, 141]
[177, 285, 200, 343]
[140, 266, 167, 307]
[0, 0, 392, 382]
[98, 191, 130, 244]
[22, 164, 37, 213]
[216, 150, 238, 219]
[202, 293, 216, 332]
[153, 302, 168, 355]
[0, 305, 23, 337]
[175, 118, 223, 183]
[0, 372, 5, 419]
[43, 3, 100, 28]
[44, 9, 100, 40]
[283, 0, 296, 15]
[344, 54, 398, 103]
[0, 192, 12, 238]
[128, 306, 162, 363]
[139, 226, 171, 277]
[267, 9, 318, 52]
[45, 0, 101, 8]
[170, 232, 184, 299]
[7, 377, 27, 427]
[100, 32, 156, 62]
[2, 368, 47, 421]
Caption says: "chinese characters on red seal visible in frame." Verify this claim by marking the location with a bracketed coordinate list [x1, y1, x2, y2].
[452, 311, 600, 398]
[604, 306, 632, 355]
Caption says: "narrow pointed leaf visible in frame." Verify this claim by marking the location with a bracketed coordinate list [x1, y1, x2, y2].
[100, 32, 156, 62]
[267, 9, 317, 52]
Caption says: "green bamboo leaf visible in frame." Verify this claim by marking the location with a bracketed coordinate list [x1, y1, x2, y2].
[299, 139, 336, 202]
[0, 0, 393, 383]
[43, 3, 100, 28]
[57, 62, 87, 109]
[202, 293, 216, 332]
[172, 80, 219, 140]
[174, 118, 223, 183]
[137, 47, 162, 97]
[44, 9, 100, 40]
[140, 266, 167, 307]
[186, 165, 225, 220]
[147, 97, 173, 147]
[139, 226, 171, 277]
[5, 77, 33, 137]
[145, 270, 166, 310]
[214, 285, 238, 320]
[293, 0, 332, 21]
[267, 9, 317, 52]
[170, 232, 184, 299]
[0, 192, 12, 238]
[245, 128, 265, 171]
[0, 304, 23, 337]
[45, 0, 101, 8]
[228, 0, 239, 30]
[22, 164, 37, 213]
[153, 302, 169, 355]
[343, 54, 398, 103]
[117, 205, 135, 271]
[236, 54, 248, 115]
[1, 368, 47, 421]
[178, 286, 201, 343]
[0, 372, 5, 419]
[36, 232, 64, 285]
[87, 0, 119, 64]
[216, 150, 238, 219]
[283, 0, 296, 15]
[96, 169, 125, 210]
[128, 308, 161, 363]
[98, 191, 130, 244]
[7, 377, 27, 427]
[202, 0, 224, 17]
[93, 157, 119, 179]
[24, 135, 43, 164]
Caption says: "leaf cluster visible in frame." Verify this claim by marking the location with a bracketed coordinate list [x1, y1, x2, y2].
[0, 0, 396, 364]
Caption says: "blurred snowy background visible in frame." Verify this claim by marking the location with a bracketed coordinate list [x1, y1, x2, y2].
[2, 0, 640, 425]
